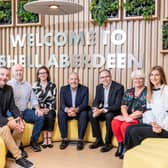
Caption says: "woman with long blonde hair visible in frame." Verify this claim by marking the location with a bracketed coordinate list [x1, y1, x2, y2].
[120, 65, 168, 159]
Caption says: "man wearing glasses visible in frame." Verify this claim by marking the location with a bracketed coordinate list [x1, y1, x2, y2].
[89, 69, 124, 152]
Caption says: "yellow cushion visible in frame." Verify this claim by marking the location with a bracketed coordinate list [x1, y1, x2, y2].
[0, 137, 6, 168]
[123, 138, 168, 168]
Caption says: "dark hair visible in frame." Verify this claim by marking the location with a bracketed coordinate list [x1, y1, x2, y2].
[99, 69, 112, 77]
[147, 65, 167, 102]
[36, 66, 51, 81]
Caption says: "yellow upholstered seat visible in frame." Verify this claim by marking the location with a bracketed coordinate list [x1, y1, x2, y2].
[0, 137, 6, 168]
[123, 138, 168, 168]
[0, 119, 117, 167]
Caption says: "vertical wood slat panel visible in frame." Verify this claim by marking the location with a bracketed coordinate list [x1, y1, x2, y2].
[0, 0, 168, 107]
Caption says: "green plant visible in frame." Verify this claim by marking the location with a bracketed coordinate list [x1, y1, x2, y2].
[162, 21, 168, 50]
[124, 0, 155, 20]
[17, 0, 39, 23]
[90, 0, 119, 26]
[0, 0, 12, 24]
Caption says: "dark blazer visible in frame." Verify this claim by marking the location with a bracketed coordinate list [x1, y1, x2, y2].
[0, 85, 21, 127]
[60, 84, 89, 113]
[93, 81, 124, 114]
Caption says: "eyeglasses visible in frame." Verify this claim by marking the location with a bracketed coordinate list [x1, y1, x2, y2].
[99, 75, 110, 79]
[38, 72, 47, 75]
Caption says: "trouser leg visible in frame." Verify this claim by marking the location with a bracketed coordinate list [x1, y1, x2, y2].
[0, 126, 21, 159]
[77, 111, 88, 140]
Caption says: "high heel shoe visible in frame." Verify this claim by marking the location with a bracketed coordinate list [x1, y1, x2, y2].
[47, 137, 54, 148]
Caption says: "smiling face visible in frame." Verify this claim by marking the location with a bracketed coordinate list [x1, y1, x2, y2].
[69, 73, 79, 89]
[99, 70, 112, 87]
[0, 67, 9, 88]
[12, 64, 24, 82]
[133, 77, 145, 89]
[149, 69, 161, 88]
[38, 68, 48, 82]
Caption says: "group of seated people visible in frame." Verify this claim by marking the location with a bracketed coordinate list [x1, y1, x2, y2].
[0, 64, 168, 168]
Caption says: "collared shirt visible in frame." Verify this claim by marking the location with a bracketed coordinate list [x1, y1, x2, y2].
[70, 88, 77, 107]
[103, 82, 112, 108]
[7, 79, 38, 111]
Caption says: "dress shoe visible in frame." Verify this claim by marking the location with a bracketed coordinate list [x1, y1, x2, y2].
[60, 140, 69, 150]
[47, 143, 54, 148]
[47, 137, 54, 148]
[89, 141, 104, 149]
[77, 141, 84, 150]
[30, 140, 42, 152]
[115, 142, 123, 157]
[119, 147, 127, 159]
[100, 144, 113, 152]
[41, 143, 48, 149]
[16, 157, 34, 168]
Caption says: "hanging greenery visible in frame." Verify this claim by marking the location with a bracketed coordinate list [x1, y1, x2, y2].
[0, 0, 12, 25]
[90, 0, 119, 26]
[162, 21, 168, 50]
[17, 0, 39, 24]
[124, 0, 155, 20]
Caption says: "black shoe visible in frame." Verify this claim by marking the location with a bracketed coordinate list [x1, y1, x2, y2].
[100, 144, 113, 152]
[16, 157, 34, 168]
[47, 143, 54, 148]
[41, 143, 48, 149]
[60, 140, 69, 150]
[119, 147, 127, 159]
[89, 141, 104, 149]
[77, 141, 84, 151]
[115, 142, 123, 157]
[30, 141, 41, 152]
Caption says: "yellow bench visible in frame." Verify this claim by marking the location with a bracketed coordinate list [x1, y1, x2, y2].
[0, 120, 117, 168]
[123, 138, 168, 168]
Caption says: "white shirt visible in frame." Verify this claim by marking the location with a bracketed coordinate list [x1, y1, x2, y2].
[143, 85, 168, 131]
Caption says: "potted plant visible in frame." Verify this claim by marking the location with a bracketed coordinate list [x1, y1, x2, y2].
[0, 0, 13, 27]
[90, 0, 121, 26]
[161, 19, 168, 53]
[123, 0, 157, 20]
[16, 0, 41, 26]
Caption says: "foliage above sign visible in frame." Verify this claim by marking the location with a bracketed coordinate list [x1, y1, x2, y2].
[123, 0, 156, 20]
[0, 0, 12, 25]
[90, 0, 119, 26]
[17, 0, 39, 24]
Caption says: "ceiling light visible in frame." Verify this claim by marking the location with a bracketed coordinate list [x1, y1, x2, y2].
[24, 0, 83, 15]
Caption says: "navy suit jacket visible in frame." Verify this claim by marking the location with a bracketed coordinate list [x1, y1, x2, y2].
[60, 84, 89, 113]
[93, 81, 124, 115]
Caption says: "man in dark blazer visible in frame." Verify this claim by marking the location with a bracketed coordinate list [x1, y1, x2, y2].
[58, 72, 89, 151]
[89, 69, 124, 152]
[0, 66, 33, 168]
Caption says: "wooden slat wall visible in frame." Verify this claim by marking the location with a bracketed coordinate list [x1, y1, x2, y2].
[0, 0, 168, 107]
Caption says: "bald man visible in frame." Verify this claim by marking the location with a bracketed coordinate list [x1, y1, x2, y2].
[8, 64, 44, 152]
[58, 72, 89, 150]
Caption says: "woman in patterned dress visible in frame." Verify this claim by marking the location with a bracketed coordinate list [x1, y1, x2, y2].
[33, 66, 56, 148]
[111, 69, 147, 158]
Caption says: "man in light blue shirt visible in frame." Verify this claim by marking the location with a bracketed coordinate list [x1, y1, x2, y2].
[8, 64, 44, 152]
